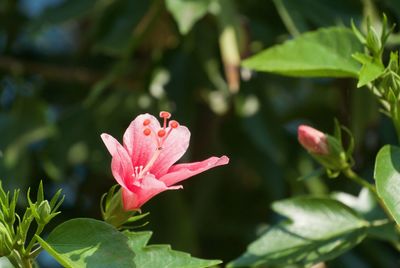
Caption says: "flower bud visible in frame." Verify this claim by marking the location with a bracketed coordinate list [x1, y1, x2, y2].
[298, 125, 329, 155]
[298, 125, 350, 175]
[366, 26, 382, 55]
[35, 200, 52, 225]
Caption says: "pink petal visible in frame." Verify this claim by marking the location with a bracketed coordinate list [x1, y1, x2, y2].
[123, 114, 160, 167]
[150, 125, 190, 178]
[110, 145, 134, 189]
[101, 133, 132, 188]
[101, 133, 121, 156]
[298, 125, 329, 155]
[159, 155, 229, 186]
[121, 174, 182, 210]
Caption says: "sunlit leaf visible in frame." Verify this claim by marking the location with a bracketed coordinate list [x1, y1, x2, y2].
[228, 197, 368, 267]
[374, 145, 400, 226]
[36, 218, 136, 268]
[126, 231, 221, 268]
[242, 27, 363, 77]
[333, 188, 399, 243]
[0, 257, 14, 268]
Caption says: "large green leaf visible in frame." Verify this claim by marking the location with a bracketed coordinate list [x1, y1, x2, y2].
[126, 231, 221, 268]
[333, 188, 399, 243]
[228, 197, 368, 267]
[374, 145, 400, 226]
[36, 218, 136, 268]
[166, 0, 211, 35]
[242, 27, 363, 77]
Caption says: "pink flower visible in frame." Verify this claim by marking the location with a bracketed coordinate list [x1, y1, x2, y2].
[298, 125, 329, 155]
[101, 112, 229, 210]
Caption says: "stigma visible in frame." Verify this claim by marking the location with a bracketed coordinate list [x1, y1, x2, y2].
[134, 111, 180, 179]
[142, 111, 179, 149]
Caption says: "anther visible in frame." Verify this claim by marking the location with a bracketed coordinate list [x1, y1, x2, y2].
[158, 129, 166, 137]
[159, 111, 171, 119]
[143, 128, 151, 136]
[169, 120, 179, 128]
[143, 119, 151, 126]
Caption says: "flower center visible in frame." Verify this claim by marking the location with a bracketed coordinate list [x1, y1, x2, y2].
[133, 111, 180, 179]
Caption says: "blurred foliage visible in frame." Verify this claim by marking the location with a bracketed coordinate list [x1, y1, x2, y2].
[0, 0, 400, 267]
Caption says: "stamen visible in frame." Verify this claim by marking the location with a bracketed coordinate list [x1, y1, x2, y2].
[143, 128, 151, 136]
[158, 129, 166, 137]
[143, 119, 151, 126]
[159, 111, 171, 119]
[159, 111, 171, 129]
[132, 165, 143, 178]
[169, 120, 179, 128]
[139, 149, 161, 178]
[139, 111, 180, 178]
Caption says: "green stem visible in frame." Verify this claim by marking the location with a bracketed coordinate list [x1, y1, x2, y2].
[28, 246, 43, 259]
[391, 115, 400, 145]
[343, 168, 400, 250]
[21, 256, 33, 268]
[343, 168, 377, 196]
[343, 168, 396, 224]
[8, 249, 32, 268]
[24, 224, 44, 256]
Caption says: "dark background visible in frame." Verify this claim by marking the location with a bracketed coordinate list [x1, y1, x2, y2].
[1, 0, 400, 267]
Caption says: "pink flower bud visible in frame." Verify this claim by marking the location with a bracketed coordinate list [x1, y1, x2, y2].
[298, 125, 329, 155]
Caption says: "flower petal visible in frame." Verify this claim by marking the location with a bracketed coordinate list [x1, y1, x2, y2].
[159, 155, 229, 186]
[150, 125, 190, 177]
[101, 133, 121, 156]
[121, 174, 182, 210]
[123, 114, 160, 167]
[101, 133, 133, 188]
[110, 145, 134, 189]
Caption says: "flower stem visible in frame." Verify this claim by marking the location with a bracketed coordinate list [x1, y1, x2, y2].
[344, 168, 400, 250]
[343, 168, 396, 224]
[343, 168, 377, 196]
[8, 250, 33, 268]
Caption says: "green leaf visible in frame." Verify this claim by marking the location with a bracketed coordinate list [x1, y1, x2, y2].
[0, 257, 14, 268]
[352, 53, 385, 87]
[126, 231, 221, 268]
[166, 0, 211, 35]
[332, 188, 399, 244]
[374, 145, 400, 226]
[228, 197, 368, 267]
[242, 27, 363, 77]
[36, 218, 136, 268]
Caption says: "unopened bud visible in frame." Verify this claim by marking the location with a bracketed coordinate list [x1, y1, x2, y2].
[298, 125, 350, 175]
[367, 27, 382, 55]
[36, 200, 52, 224]
[298, 125, 329, 155]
